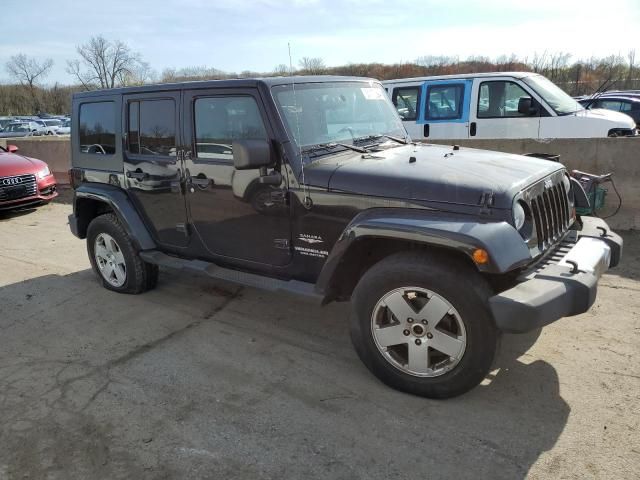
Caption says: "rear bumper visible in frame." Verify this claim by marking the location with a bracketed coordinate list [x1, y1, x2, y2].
[489, 217, 622, 333]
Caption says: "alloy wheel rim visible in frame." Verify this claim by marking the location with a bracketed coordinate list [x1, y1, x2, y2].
[94, 233, 127, 287]
[371, 287, 466, 377]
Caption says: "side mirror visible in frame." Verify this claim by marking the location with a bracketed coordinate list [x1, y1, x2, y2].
[233, 139, 273, 170]
[518, 97, 538, 116]
[7, 145, 18, 153]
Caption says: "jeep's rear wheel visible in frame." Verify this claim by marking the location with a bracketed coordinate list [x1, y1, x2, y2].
[350, 252, 497, 399]
[87, 213, 158, 294]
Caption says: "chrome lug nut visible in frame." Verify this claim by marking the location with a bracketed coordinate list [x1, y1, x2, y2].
[421, 319, 428, 325]
[403, 329, 410, 336]
[415, 339, 422, 345]
[426, 333, 433, 339]
[407, 318, 414, 323]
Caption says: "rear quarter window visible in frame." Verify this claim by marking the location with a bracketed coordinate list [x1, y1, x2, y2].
[79, 102, 116, 155]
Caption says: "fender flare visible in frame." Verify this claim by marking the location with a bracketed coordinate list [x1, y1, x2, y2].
[70, 183, 156, 251]
[315, 208, 531, 296]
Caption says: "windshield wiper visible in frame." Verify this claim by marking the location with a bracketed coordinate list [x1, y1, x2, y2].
[581, 78, 615, 112]
[352, 134, 409, 145]
[302, 142, 369, 157]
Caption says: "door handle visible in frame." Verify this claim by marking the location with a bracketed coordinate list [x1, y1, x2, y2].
[470, 122, 477, 137]
[126, 170, 149, 180]
[423, 124, 430, 138]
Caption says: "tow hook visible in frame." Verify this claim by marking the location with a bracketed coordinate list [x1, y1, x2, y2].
[565, 260, 583, 274]
[596, 226, 608, 237]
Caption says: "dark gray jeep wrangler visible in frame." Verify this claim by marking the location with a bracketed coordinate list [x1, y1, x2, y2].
[68, 76, 622, 398]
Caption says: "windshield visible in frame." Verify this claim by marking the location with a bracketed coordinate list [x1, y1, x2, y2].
[523, 75, 583, 115]
[271, 81, 406, 155]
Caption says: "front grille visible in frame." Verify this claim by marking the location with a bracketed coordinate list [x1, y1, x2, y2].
[526, 176, 571, 249]
[0, 174, 37, 201]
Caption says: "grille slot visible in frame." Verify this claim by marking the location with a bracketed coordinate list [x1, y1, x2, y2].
[526, 178, 571, 249]
[0, 174, 37, 201]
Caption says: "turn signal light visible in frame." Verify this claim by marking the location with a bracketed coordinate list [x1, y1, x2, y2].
[472, 248, 489, 265]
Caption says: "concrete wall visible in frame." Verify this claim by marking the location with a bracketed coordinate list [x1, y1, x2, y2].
[428, 137, 639, 230]
[1, 136, 638, 229]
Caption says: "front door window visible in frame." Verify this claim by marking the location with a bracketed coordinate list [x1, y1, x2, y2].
[478, 81, 532, 118]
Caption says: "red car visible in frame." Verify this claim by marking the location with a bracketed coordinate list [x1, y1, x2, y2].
[0, 144, 57, 210]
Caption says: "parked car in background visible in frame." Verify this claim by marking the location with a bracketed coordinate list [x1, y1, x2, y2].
[0, 144, 57, 210]
[0, 117, 15, 131]
[40, 118, 62, 135]
[383, 72, 638, 140]
[601, 90, 640, 98]
[0, 123, 35, 138]
[30, 119, 56, 135]
[578, 96, 640, 128]
[55, 118, 71, 135]
[9, 120, 45, 135]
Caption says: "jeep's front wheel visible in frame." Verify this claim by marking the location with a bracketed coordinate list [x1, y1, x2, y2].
[350, 252, 497, 399]
[87, 213, 158, 294]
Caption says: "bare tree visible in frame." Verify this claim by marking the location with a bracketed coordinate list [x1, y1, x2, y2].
[66, 36, 148, 89]
[5, 54, 53, 111]
[298, 57, 326, 74]
[273, 64, 290, 76]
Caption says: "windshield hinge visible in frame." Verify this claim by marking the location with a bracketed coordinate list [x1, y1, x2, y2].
[478, 191, 495, 214]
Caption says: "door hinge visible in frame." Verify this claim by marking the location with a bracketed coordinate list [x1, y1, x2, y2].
[176, 223, 190, 235]
[274, 238, 289, 250]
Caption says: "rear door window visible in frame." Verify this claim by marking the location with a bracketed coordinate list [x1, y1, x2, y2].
[79, 102, 116, 154]
[127, 99, 177, 157]
[426, 84, 464, 120]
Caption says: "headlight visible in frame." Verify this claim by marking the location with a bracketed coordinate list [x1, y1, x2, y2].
[37, 166, 50, 179]
[513, 201, 526, 230]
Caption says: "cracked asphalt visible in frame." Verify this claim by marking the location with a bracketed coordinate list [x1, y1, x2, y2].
[0, 194, 638, 479]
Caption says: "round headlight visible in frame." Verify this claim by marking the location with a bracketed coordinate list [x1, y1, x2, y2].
[513, 201, 526, 230]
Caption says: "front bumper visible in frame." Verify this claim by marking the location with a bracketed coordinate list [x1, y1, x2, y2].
[0, 174, 58, 211]
[489, 216, 622, 333]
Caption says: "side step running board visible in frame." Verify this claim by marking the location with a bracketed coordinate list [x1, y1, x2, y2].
[139, 250, 322, 301]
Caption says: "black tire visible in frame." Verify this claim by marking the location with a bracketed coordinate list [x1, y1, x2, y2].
[350, 251, 497, 399]
[86, 213, 158, 294]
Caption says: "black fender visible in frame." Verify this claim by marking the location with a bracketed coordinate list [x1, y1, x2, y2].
[68, 183, 156, 251]
[315, 208, 531, 296]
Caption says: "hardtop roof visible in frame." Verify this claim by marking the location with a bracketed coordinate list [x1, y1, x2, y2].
[73, 75, 378, 99]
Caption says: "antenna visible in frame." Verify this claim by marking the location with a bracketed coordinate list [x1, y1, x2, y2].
[288, 42, 311, 208]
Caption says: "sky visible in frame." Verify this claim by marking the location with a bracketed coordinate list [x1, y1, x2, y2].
[1, 0, 639, 85]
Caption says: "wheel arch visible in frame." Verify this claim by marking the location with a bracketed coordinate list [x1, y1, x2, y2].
[315, 208, 531, 304]
[71, 183, 156, 251]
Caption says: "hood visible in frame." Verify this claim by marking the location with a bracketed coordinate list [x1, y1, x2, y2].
[305, 144, 563, 209]
[579, 108, 636, 128]
[0, 151, 46, 177]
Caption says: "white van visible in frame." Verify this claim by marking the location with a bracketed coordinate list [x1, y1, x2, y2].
[382, 72, 637, 140]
